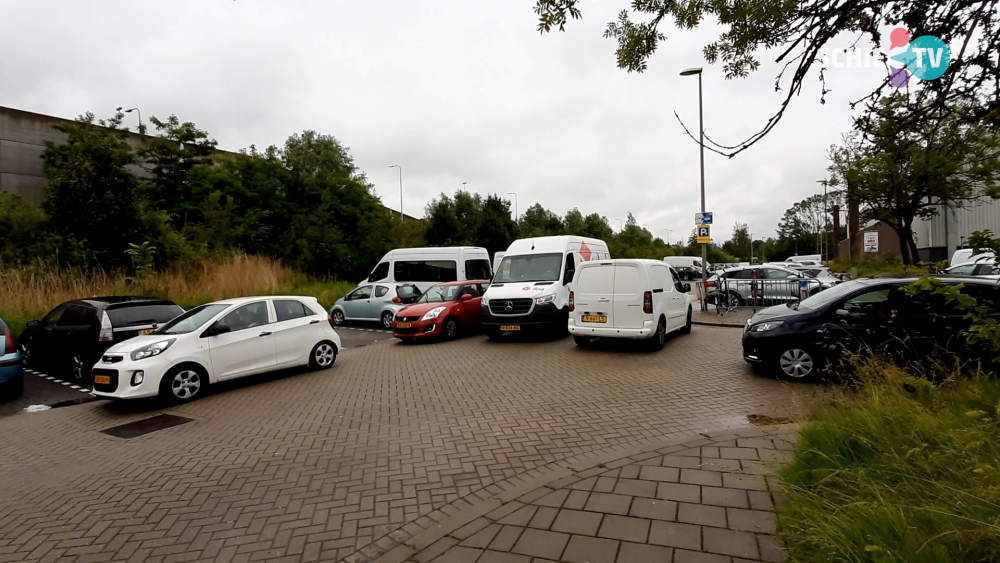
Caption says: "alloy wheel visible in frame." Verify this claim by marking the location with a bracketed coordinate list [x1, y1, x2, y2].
[779, 348, 814, 378]
[445, 320, 458, 339]
[332, 310, 345, 326]
[171, 370, 202, 400]
[657, 321, 667, 346]
[314, 343, 336, 367]
[19, 344, 30, 366]
[72, 354, 84, 380]
[381, 312, 393, 329]
[726, 292, 741, 308]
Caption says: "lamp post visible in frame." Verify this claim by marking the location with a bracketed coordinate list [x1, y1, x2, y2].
[389, 165, 403, 221]
[506, 192, 517, 219]
[116, 106, 142, 134]
[817, 179, 829, 261]
[680, 67, 708, 293]
[462, 181, 468, 192]
[614, 219, 623, 232]
[662, 229, 671, 245]
[750, 232, 754, 264]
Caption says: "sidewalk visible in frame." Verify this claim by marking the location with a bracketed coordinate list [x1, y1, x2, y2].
[691, 302, 754, 328]
[366, 425, 796, 563]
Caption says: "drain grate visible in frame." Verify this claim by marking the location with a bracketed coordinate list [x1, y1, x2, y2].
[101, 414, 193, 439]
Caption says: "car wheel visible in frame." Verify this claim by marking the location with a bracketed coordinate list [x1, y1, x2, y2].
[443, 318, 460, 340]
[648, 317, 667, 351]
[18, 343, 31, 367]
[310, 341, 338, 369]
[725, 291, 742, 308]
[381, 311, 394, 329]
[486, 329, 502, 342]
[159, 365, 207, 403]
[777, 347, 817, 380]
[332, 310, 345, 326]
[680, 307, 693, 334]
[573, 335, 592, 348]
[70, 353, 85, 381]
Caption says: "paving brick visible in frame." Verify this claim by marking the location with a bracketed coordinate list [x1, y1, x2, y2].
[415, 537, 460, 563]
[489, 526, 525, 552]
[721, 474, 769, 492]
[726, 509, 777, 534]
[657, 483, 700, 504]
[617, 542, 674, 562]
[510, 529, 569, 560]
[431, 546, 483, 563]
[673, 548, 732, 563]
[562, 535, 620, 563]
[550, 510, 603, 536]
[746, 491, 774, 512]
[639, 466, 680, 483]
[702, 527, 759, 559]
[499, 506, 538, 527]
[648, 521, 701, 550]
[700, 488, 749, 509]
[680, 470, 723, 487]
[660, 456, 703, 469]
[629, 498, 677, 521]
[677, 503, 727, 528]
[614, 479, 658, 498]
[476, 551, 532, 563]
[527, 507, 558, 530]
[460, 524, 502, 549]
[584, 493, 632, 516]
[562, 491, 589, 511]
[533, 490, 571, 508]
[757, 534, 787, 563]
[598, 515, 650, 543]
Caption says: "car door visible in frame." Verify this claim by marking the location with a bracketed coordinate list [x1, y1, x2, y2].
[29, 303, 72, 367]
[207, 301, 278, 380]
[60, 305, 99, 368]
[667, 267, 688, 329]
[371, 285, 392, 319]
[613, 263, 644, 329]
[824, 286, 898, 358]
[272, 299, 322, 367]
[574, 264, 615, 328]
[455, 284, 482, 326]
[648, 265, 676, 329]
[342, 286, 373, 319]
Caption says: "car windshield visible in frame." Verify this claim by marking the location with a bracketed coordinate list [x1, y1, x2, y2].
[494, 253, 562, 283]
[796, 280, 867, 310]
[156, 304, 229, 335]
[420, 285, 462, 303]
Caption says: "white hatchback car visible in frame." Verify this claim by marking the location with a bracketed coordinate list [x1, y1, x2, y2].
[91, 296, 341, 402]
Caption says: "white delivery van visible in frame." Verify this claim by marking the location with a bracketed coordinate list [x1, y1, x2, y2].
[364, 247, 492, 292]
[482, 236, 611, 340]
[569, 259, 692, 349]
[663, 256, 709, 280]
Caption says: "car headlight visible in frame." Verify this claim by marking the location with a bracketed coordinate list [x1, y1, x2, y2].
[750, 321, 783, 332]
[130, 339, 176, 361]
[481, 295, 489, 305]
[535, 294, 556, 305]
[421, 307, 446, 321]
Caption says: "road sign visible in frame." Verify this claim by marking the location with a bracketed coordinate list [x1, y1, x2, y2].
[864, 231, 878, 253]
[695, 212, 713, 225]
[696, 225, 711, 244]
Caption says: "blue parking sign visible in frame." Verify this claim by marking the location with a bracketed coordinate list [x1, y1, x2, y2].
[695, 212, 713, 225]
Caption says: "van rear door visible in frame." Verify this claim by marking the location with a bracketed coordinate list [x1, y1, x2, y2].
[574, 263, 615, 327]
[613, 264, 645, 329]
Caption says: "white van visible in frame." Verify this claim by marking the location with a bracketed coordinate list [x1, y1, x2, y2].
[950, 248, 993, 267]
[364, 247, 492, 292]
[569, 259, 692, 349]
[492, 252, 506, 274]
[663, 256, 709, 280]
[482, 236, 611, 340]
[786, 255, 822, 264]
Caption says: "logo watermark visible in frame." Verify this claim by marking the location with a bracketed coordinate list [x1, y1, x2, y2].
[818, 27, 951, 88]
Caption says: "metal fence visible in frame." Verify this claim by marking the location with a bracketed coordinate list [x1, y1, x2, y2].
[696, 278, 819, 312]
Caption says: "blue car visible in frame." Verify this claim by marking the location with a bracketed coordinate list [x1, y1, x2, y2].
[0, 316, 24, 399]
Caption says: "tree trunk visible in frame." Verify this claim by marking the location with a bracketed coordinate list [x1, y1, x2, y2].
[898, 224, 920, 266]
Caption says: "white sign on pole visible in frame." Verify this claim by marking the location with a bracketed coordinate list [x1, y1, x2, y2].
[863, 231, 878, 253]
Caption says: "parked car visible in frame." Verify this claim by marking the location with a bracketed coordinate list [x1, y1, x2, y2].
[742, 275, 1000, 380]
[663, 256, 708, 280]
[91, 296, 341, 402]
[362, 246, 492, 292]
[0, 316, 24, 399]
[568, 259, 692, 349]
[706, 266, 836, 307]
[392, 280, 490, 340]
[19, 297, 185, 382]
[944, 259, 998, 276]
[482, 236, 612, 340]
[331, 283, 423, 328]
[950, 248, 994, 267]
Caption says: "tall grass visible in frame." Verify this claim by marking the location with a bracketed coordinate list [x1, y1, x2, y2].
[0, 255, 355, 338]
[779, 360, 1000, 562]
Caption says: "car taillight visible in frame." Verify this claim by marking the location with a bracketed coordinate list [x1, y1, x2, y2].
[704, 280, 716, 288]
[392, 297, 401, 303]
[328, 314, 335, 328]
[2, 326, 14, 355]
[99, 311, 114, 342]
[568, 291, 575, 312]
[643, 291, 652, 314]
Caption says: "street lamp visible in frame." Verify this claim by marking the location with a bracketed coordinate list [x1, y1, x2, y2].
[506, 192, 517, 219]
[750, 232, 754, 264]
[662, 229, 671, 245]
[614, 219, 623, 232]
[817, 179, 829, 260]
[680, 67, 708, 293]
[462, 181, 468, 192]
[116, 106, 142, 134]
[389, 165, 403, 221]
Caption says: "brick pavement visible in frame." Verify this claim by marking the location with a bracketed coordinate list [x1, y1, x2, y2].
[0, 327, 821, 562]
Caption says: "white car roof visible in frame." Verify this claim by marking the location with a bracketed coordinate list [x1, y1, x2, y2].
[210, 295, 320, 306]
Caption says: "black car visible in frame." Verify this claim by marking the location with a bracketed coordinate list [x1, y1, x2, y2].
[19, 297, 184, 382]
[742, 275, 1000, 380]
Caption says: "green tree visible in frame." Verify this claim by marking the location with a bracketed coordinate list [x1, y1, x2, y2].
[477, 195, 518, 256]
[723, 222, 751, 261]
[519, 203, 564, 236]
[281, 130, 356, 178]
[140, 115, 217, 231]
[41, 112, 147, 268]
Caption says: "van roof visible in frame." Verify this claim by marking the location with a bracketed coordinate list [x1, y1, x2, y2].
[579, 258, 664, 267]
[505, 236, 608, 255]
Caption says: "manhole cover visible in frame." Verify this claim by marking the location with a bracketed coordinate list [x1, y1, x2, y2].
[101, 414, 193, 439]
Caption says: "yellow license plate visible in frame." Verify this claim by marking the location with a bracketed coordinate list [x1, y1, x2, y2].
[500, 325, 520, 331]
[94, 375, 111, 385]
[140, 329, 155, 335]
[582, 315, 607, 323]
[396, 322, 412, 329]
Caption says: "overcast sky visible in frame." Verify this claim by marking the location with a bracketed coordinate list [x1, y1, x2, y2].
[0, 0, 892, 242]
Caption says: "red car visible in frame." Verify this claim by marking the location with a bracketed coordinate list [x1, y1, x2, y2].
[392, 280, 490, 340]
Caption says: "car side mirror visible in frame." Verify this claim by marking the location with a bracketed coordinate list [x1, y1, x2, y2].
[461, 294, 473, 302]
[202, 324, 231, 338]
[26, 320, 39, 328]
[835, 309, 850, 317]
[683, 283, 692, 293]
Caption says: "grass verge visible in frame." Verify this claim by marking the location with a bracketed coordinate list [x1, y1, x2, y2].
[778, 363, 1000, 562]
[0, 254, 356, 339]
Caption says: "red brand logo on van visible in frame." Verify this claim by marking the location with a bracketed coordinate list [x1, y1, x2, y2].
[579, 242, 592, 261]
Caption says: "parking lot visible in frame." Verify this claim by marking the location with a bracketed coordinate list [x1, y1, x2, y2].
[0, 325, 821, 562]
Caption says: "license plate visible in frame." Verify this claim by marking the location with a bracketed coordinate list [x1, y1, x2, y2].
[396, 322, 412, 328]
[500, 325, 521, 331]
[94, 375, 111, 385]
[140, 329, 155, 335]
[582, 315, 607, 323]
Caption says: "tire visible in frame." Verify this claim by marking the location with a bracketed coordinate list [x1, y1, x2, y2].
[309, 341, 338, 370]
[680, 307, 693, 334]
[332, 310, 346, 326]
[573, 335, 592, 348]
[776, 346, 819, 380]
[70, 353, 85, 381]
[18, 343, 31, 367]
[648, 317, 667, 351]
[725, 291, 742, 308]
[443, 318, 460, 340]
[159, 365, 208, 403]
[381, 311, 394, 330]
[486, 329, 502, 342]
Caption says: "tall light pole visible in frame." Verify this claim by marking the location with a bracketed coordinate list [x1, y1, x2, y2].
[389, 165, 403, 221]
[680, 67, 708, 291]
[817, 179, 828, 260]
[662, 229, 672, 245]
[506, 192, 517, 219]
[614, 219, 623, 232]
[462, 181, 468, 192]
[750, 232, 755, 264]
[116, 106, 143, 134]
